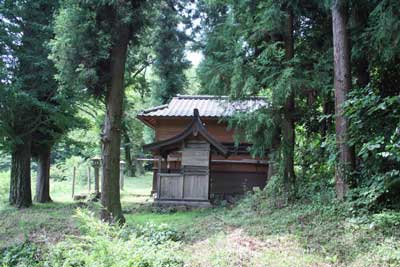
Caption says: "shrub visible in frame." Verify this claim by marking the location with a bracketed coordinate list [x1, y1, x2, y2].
[371, 211, 400, 231]
[344, 86, 400, 209]
[0, 242, 40, 267]
[45, 209, 184, 267]
[133, 223, 182, 245]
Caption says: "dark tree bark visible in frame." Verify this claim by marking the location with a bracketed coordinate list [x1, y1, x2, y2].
[35, 146, 52, 203]
[9, 134, 32, 208]
[320, 96, 334, 156]
[100, 17, 130, 224]
[332, 0, 355, 200]
[267, 132, 280, 181]
[122, 128, 135, 177]
[282, 9, 296, 199]
[352, 5, 370, 88]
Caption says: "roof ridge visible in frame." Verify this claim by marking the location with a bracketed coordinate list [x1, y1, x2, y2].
[175, 94, 267, 100]
[176, 94, 228, 99]
[140, 104, 168, 114]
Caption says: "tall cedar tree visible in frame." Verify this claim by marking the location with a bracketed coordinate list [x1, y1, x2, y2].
[51, 0, 148, 223]
[30, 0, 67, 204]
[195, 0, 400, 205]
[0, 0, 62, 207]
[332, 0, 354, 199]
[197, 0, 299, 199]
[152, 0, 190, 104]
[282, 7, 296, 198]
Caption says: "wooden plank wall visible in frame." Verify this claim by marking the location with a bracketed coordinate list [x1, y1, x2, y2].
[152, 118, 268, 197]
[159, 174, 183, 199]
[155, 118, 235, 143]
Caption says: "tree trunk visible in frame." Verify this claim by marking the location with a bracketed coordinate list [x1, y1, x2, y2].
[332, 0, 355, 200]
[320, 96, 334, 156]
[9, 134, 32, 208]
[267, 146, 279, 181]
[282, 8, 296, 200]
[100, 19, 130, 224]
[352, 5, 370, 88]
[123, 130, 135, 177]
[35, 146, 52, 203]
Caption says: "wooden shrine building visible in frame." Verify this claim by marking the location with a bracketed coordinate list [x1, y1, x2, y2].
[137, 95, 269, 206]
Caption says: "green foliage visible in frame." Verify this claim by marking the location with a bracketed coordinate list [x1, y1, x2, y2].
[225, 190, 400, 266]
[151, 0, 191, 104]
[0, 0, 80, 153]
[50, 156, 90, 184]
[0, 242, 40, 267]
[196, 0, 400, 206]
[196, 0, 335, 200]
[363, 0, 400, 64]
[345, 85, 400, 208]
[45, 209, 184, 267]
[51, 0, 149, 98]
[133, 222, 182, 245]
[1, 171, 400, 267]
[228, 107, 278, 158]
[123, 91, 148, 156]
[50, 1, 111, 97]
[371, 211, 400, 230]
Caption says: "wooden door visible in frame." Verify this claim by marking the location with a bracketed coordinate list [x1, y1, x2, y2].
[182, 141, 210, 201]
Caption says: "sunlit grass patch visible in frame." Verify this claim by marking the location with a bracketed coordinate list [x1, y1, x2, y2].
[0, 171, 157, 249]
[184, 229, 332, 267]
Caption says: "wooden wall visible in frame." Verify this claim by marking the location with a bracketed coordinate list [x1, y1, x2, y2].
[155, 117, 235, 143]
[151, 117, 268, 197]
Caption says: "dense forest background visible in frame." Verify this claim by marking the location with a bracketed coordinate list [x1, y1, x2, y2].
[0, 0, 399, 266]
[0, 0, 400, 266]
[1, 0, 398, 213]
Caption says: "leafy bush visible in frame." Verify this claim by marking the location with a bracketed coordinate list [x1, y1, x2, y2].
[371, 211, 400, 230]
[45, 209, 183, 267]
[0, 242, 40, 267]
[345, 85, 400, 209]
[133, 223, 182, 245]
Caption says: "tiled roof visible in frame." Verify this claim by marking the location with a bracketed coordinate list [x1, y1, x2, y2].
[138, 95, 268, 118]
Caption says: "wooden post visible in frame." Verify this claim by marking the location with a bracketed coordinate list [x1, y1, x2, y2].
[87, 166, 91, 193]
[120, 161, 125, 190]
[91, 157, 101, 196]
[72, 166, 76, 198]
[156, 156, 162, 199]
[94, 166, 100, 194]
[136, 159, 145, 176]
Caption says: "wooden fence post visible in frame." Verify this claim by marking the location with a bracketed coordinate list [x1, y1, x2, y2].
[72, 166, 76, 198]
[120, 161, 125, 190]
[90, 156, 101, 197]
[87, 166, 91, 193]
[94, 166, 100, 194]
[135, 159, 145, 176]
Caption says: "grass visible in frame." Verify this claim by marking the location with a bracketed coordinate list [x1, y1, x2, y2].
[1, 170, 400, 266]
[0, 171, 156, 249]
